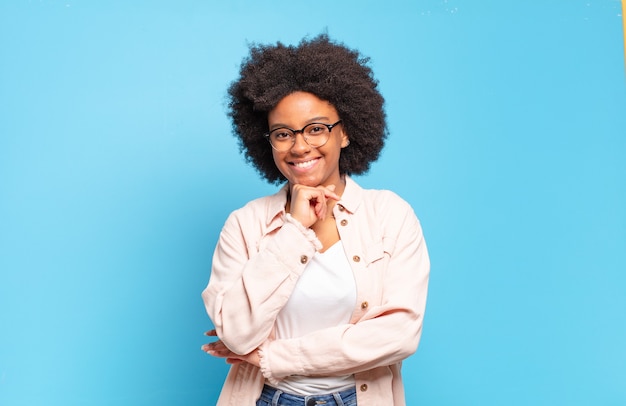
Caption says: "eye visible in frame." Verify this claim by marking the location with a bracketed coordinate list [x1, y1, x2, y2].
[272, 130, 293, 140]
[307, 125, 326, 135]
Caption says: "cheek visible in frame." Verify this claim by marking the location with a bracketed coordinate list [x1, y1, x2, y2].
[271, 150, 288, 174]
[271, 150, 281, 166]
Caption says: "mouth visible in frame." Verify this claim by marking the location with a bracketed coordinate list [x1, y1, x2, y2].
[289, 157, 320, 170]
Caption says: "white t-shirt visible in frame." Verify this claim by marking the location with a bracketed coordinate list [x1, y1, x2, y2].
[273, 240, 357, 395]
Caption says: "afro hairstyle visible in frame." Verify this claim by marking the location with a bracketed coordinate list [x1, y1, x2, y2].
[227, 34, 387, 184]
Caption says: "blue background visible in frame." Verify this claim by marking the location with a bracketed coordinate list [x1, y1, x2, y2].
[1, 1, 625, 405]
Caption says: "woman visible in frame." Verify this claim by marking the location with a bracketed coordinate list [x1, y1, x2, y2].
[201, 34, 430, 406]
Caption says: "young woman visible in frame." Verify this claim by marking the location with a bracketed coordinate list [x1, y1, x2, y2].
[201, 34, 430, 406]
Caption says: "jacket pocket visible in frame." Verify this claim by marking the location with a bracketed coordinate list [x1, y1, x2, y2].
[363, 241, 385, 264]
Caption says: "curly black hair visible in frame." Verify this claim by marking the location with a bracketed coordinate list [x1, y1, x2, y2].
[227, 34, 387, 184]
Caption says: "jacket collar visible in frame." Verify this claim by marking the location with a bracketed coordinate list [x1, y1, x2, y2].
[337, 175, 363, 215]
[265, 183, 289, 227]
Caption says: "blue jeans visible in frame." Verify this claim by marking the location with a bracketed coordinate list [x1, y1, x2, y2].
[256, 384, 357, 406]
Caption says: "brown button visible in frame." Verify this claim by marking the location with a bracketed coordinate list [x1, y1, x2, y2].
[340, 219, 348, 226]
[300, 255, 308, 264]
[353, 255, 361, 262]
[361, 301, 368, 310]
[360, 384, 368, 392]
[338, 205, 345, 212]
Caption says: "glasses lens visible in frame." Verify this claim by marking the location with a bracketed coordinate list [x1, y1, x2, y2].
[269, 129, 295, 151]
[303, 123, 330, 147]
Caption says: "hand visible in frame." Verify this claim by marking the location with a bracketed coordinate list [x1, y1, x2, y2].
[201, 329, 261, 366]
[289, 184, 340, 228]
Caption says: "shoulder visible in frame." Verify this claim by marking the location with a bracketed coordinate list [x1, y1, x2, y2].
[355, 184, 423, 238]
[362, 187, 410, 206]
[225, 187, 286, 229]
[344, 177, 413, 214]
[359, 186, 415, 217]
[355, 187, 426, 254]
[346, 177, 417, 215]
[232, 194, 275, 216]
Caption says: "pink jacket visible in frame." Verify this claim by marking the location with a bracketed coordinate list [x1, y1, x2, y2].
[202, 176, 430, 405]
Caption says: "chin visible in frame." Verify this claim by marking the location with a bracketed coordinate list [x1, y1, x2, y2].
[287, 176, 321, 187]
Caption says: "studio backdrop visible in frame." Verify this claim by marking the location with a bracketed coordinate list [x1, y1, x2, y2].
[1, 1, 625, 405]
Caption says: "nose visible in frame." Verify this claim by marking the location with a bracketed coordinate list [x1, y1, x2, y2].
[289, 131, 311, 154]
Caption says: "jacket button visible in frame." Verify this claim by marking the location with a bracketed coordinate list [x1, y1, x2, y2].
[353, 255, 361, 262]
[360, 384, 368, 392]
[300, 255, 308, 264]
[338, 204, 345, 212]
[340, 219, 348, 226]
[361, 301, 368, 310]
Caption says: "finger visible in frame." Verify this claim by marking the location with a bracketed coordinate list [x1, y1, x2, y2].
[314, 194, 327, 219]
[322, 185, 340, 201]
[211, 341, 229, 351]
[202, 346, 233, 358]
[201, 340, 225, 353]
[212, 348, 233, 357]
[205, 350, 225, 358]
[201, 339, 228, 351]
[315, 199, 328, 220]
[204, 329, 217, 337]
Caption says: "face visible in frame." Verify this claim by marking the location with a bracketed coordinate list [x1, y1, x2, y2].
[267, 91, 349, 189]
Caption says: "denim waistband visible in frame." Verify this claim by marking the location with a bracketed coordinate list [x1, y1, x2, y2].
[258, 384, 357, 406]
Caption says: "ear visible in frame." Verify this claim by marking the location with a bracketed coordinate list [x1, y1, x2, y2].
[340, 131, 350, 148]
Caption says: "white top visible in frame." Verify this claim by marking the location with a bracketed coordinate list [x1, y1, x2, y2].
[273, 240, 357, 395]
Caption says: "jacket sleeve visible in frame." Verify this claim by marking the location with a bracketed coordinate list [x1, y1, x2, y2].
[258, 198, 430, 383]
[202, 212, 321, 355]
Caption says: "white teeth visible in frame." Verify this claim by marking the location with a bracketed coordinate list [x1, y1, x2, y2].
[294, 159, 317, 169]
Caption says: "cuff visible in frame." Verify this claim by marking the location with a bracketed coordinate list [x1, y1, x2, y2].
[259, 342, 281, 386]
[283, 213, 322, 251]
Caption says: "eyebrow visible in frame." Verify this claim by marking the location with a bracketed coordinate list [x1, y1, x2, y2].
[269, 116, 332, 130]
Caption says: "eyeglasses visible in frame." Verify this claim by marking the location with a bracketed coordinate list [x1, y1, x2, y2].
[264, 120, 342, 152]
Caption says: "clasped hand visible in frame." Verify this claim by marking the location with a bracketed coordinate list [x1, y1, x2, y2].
[289, 183, 340, 228]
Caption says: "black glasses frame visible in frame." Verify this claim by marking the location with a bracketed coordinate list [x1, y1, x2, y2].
[264, 120, 342, 151]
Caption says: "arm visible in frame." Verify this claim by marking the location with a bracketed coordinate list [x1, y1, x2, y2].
[259, 202, 430, 382]
[202, 211, 321, 355]
[203, 184, 340, 355]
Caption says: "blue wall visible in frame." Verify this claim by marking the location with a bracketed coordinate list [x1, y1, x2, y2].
[1, 1, 625, 405]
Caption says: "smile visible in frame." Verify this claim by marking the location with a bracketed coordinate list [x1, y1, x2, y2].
[291, 158, 320, 169]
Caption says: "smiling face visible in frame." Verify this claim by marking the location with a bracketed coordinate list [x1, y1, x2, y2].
[268, 91, 349, 189]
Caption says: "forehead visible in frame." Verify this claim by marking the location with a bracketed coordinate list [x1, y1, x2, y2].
[268, 92, 338, 125]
